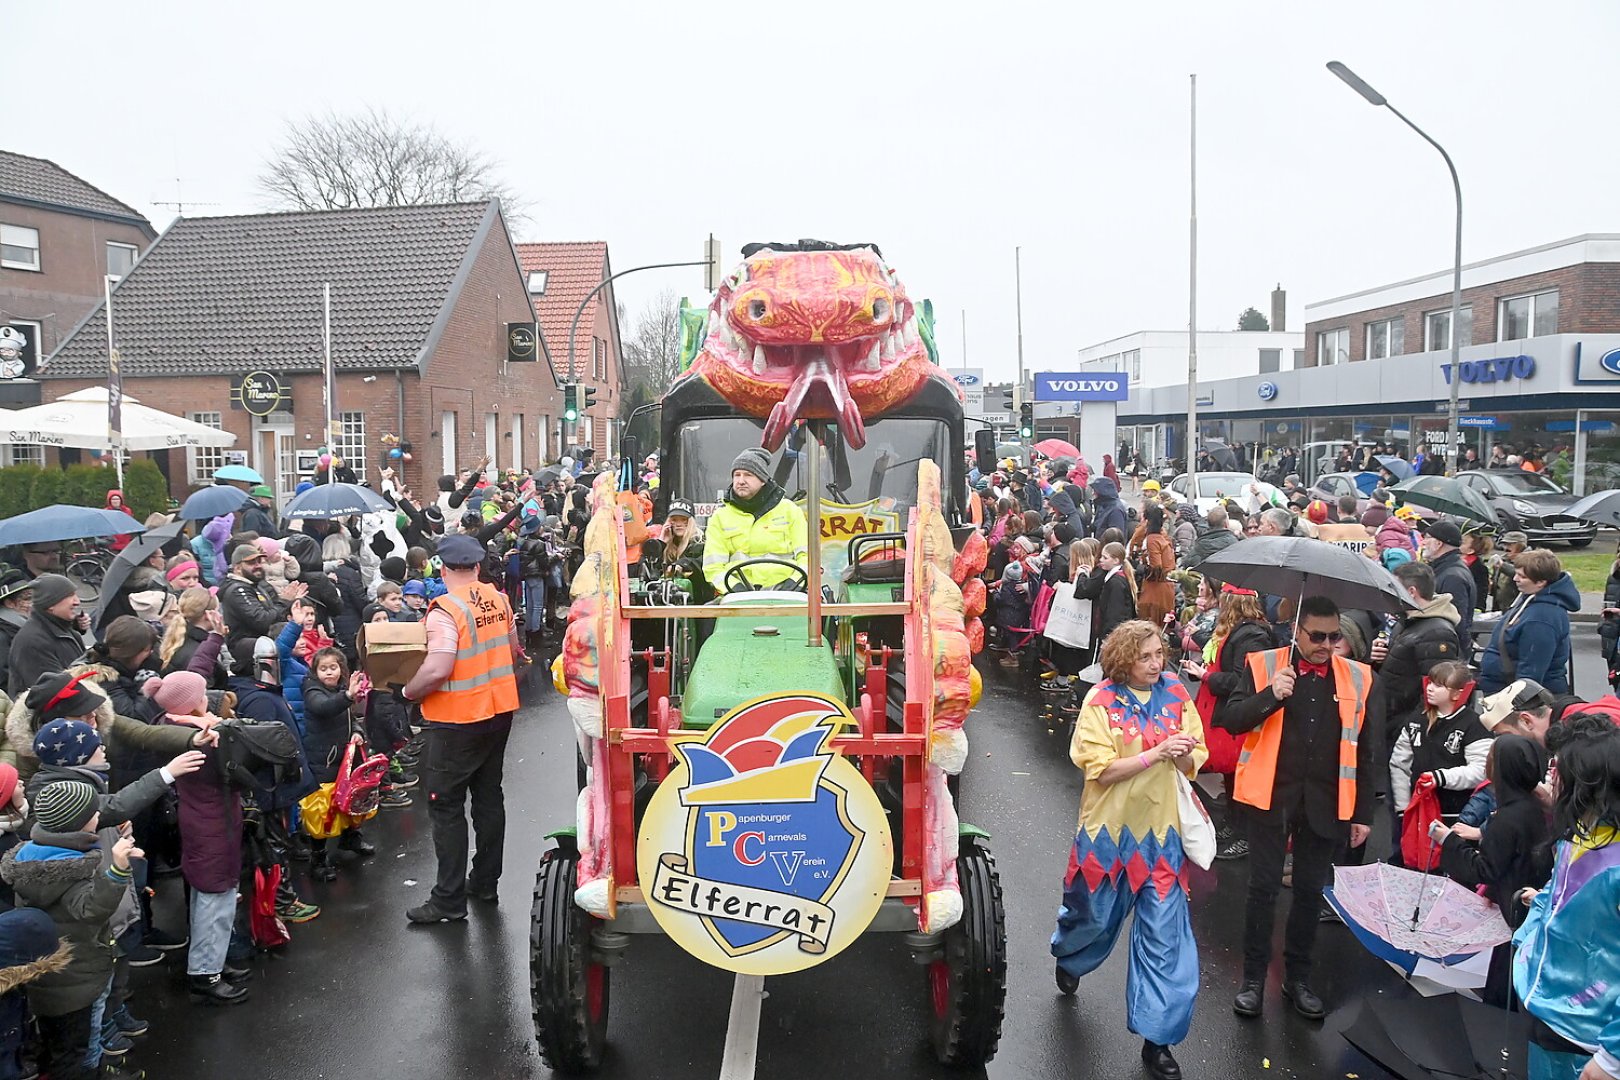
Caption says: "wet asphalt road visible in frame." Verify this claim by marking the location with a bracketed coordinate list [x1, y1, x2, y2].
[126, 633, 1613, 1080]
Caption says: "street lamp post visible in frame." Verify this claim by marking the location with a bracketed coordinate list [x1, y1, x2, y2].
[565, 257, 712, 456]
[1327, 61, 1464, 474]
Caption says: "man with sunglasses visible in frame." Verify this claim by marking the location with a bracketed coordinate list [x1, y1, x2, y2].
[1216, 594, 1379, 1022]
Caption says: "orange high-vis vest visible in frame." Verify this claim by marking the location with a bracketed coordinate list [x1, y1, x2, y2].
[1233, 647, 1372, 821]
[420, 580, 520, 724]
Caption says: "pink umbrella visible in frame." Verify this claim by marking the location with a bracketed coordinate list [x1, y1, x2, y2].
[1032, 438, 1080, 460]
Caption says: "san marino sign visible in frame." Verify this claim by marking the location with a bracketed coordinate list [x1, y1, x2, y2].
[637, 693, 892, 975]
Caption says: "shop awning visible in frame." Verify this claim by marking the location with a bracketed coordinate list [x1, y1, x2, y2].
[0, 387, 238, 452]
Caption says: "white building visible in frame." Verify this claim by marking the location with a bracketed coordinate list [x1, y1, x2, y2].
[1075, 329, 1305, 389]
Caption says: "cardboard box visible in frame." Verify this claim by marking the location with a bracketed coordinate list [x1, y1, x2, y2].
[358, 622, 427, 688]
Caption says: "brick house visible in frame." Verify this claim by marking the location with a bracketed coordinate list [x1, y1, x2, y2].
[0, 150, 156, 426]
[1302, 234, 1620, 367]
[514, 241, 626, 460]
[42, 200, 562, 502]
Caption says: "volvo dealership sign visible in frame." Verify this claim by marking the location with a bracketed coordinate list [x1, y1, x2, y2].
[1034, 372, 1129, 401]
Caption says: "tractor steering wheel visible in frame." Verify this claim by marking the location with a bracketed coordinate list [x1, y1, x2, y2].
[721, 557, 810, 595]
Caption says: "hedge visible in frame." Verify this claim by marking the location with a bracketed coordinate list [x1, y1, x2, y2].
[0, 461, 168, 521]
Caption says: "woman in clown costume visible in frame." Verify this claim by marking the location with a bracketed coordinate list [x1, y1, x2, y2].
[1052, 619, 1207, 1080]
[1513, 713, 1620, 1080]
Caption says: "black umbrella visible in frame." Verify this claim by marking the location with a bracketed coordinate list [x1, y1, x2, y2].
[1200, 439, 1238, 470]
[1391, 476, 1497, 524]
[1197, 535, 1412, 615]
[93, 521, 186, 632]
[1341, 994, 1528, 1080]
[1566, 488, 1620, 527]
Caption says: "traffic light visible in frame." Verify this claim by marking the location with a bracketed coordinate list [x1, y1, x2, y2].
[581, 384, 599, 414]
[1019, 402, 1034, 440]
[562, 383, 579, 422]
[1002, 387, 1016, 412]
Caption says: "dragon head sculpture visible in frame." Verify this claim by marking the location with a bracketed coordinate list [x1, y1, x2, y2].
[685, 241, 936, 450]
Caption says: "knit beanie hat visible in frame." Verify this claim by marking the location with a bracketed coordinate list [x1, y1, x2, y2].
[29, 574, 76, 611]
[379, 556, 406, 584]
[730, 448, 772, 484]
[33, 719, 103, 768]
[33, 780, 98, 833]
[141, 671, 207, 716]
[0, 762, 18, 808]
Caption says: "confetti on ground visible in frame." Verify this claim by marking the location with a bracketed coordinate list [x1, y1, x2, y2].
[1262, 1059, 1270, 1069]
[403, 879, 417, 887]
[1012, 771, 1030, 776]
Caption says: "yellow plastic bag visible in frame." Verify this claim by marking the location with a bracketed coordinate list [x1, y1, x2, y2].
[298, 783, 375, 840]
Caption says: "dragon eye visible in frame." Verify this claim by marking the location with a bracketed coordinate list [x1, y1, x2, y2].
[872, 297, 890, 321]
[748, 299, 767, 320]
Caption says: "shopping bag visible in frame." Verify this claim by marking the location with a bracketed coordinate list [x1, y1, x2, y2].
[1030, 582, 1056, 634]
[1401, 783, 1445, 872]
[1174, 771, 1217, 870]
[1043, 581, 1092, 649]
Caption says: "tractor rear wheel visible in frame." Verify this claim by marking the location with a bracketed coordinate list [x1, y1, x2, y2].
[530, 839, 608, 1073]
[927, 837, 1007, 1067]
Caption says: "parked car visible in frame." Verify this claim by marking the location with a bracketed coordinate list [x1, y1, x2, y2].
[1165, 472, 1282, 516]
[1310, 472, 1436, 520]
[1456, 469, 1598, 546]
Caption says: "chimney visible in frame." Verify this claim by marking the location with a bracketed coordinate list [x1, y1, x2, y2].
[1270, 284, 1286, 333]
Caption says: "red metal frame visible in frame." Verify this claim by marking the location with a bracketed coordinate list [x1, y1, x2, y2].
[598, 508, 931, 908]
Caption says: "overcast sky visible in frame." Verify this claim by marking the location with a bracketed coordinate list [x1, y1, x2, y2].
[12, 1, 1618, 384]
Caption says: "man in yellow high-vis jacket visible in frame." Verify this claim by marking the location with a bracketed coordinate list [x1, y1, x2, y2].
[702, 448, 808, 594]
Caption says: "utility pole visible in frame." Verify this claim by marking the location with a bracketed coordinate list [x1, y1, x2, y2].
[1015, 247, 1025, 431]
[1187, 74, 1199, 491]
[960, 309, 968, 370]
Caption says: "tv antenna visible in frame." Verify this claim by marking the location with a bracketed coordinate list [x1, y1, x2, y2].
[150, 176, 220, 216]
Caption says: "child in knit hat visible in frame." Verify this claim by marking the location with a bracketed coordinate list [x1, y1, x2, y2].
[24, 718, 206, 1060]
[1, 779, 142, 1079]
[141, 671, 248, 1005]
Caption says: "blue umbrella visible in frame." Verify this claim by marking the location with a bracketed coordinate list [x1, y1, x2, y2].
[180, 485, 254, 520]
[213, 464, 264, 484]
[282, 482, 391, 520]
[1375, 455, 1414, 481]
[0, 505, 148, 547]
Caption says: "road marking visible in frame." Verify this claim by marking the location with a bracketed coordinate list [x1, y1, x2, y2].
[717, 973, 766, 1080]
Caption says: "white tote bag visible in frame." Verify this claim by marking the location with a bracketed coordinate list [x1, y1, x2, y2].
[1043, 581, 1092, 649]
[1174, 771, 1216, 870]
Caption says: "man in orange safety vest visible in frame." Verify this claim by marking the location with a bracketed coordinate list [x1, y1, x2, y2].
[1214, 593, 1377, 1025]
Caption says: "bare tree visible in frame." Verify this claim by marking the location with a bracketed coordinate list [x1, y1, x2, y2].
[622, 289, 686, 395]
[259, 108, 525, 219]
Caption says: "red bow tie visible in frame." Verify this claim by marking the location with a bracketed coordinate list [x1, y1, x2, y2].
[1296, 659, 1331, 679]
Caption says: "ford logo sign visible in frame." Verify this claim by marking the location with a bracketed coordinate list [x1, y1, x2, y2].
[1257, 380, 1278, 401]
[1601, 348, 1620, 376]
[952, 372, 981, 386]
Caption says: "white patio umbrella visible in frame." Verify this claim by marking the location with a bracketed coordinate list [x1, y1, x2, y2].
[0, 387, 237, 452]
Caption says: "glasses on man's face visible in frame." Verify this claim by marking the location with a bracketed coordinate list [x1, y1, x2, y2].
[1302, 629, 1343, 645]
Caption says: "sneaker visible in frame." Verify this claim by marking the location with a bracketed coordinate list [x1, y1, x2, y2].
[145, 927, 188, 951]
[124, 944, 164, 967]
[1214, 821, 1235, 844]
[394, 752, 420, 769]
[100, 1031, 134, 1058]
[99, 1064, 146, 1079]
[386, 764, 420, 789]
[276, 898, 321, 923]
[379, 788, 413, 809]
[1215, 837, 1250, 861]
[108, 1007, 147, 1038]
[406, 901, 467, 925]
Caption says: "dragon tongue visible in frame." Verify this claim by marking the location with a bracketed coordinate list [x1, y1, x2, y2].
[761, 352, 866, 451]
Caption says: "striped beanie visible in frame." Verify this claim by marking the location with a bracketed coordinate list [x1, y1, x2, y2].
[34, 780, 98, 833]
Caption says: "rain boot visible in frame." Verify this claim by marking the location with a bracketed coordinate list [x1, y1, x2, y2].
[310, 840, 338, 882]
[338, 829, 375, 857]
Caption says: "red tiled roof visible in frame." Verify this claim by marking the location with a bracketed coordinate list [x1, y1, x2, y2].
[515, 241, 609, 380]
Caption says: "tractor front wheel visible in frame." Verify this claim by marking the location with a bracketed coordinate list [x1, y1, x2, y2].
[927, 837, 1007, 1067]
[530, 839, 609, 1073]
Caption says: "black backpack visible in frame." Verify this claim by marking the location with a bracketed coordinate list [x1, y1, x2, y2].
[213, 717, 303, 792]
